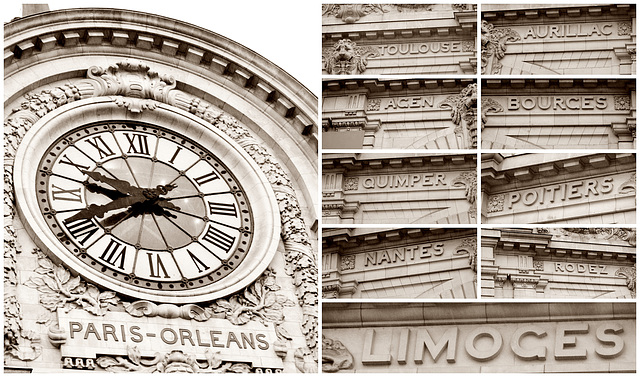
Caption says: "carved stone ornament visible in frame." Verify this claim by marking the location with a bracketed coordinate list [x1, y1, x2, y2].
[481, 97, 504, 130]
[618, 173, 636, 195]
[340, 255, 356, 271]
[321, 335, 354, 373]
[533, 261, 544, 271]
[343, 177, 359, 191]
[487, 194, 505, 213]
[322, 4, 433, 23]
[5, 59, 317, 370]
[481, 21, 521, 74]
[123, 301, 210, 322]
[455, 237, 477, 271]
[558, 228, 636, 247]
[452, 4, 476, 12]
[618, 21, 632, 36]
[367, 99, 381, 112]
[25, 248, 120, 317]
[96, 346, 256, 373]
[615, 266, 636, 298]
[323, 39, 380, 75]
[614, 96, 631, 110]
[451, 171, 477, 219]
[439, 83, 477, 148]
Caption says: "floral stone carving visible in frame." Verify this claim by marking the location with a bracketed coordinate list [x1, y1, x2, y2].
[455, 237, 477, 271]
[5, 60, 318, 371]
[439, 83, 477, 148]
[481, 97, 504, 130]
[615, 266, 636, 298]
[323, 39, 380, 75]
[451, 171, 477, 219]
[96, 346, 254, 373]
[24, 249, 120, 317]
[559, 228, 636, 247]
[343, 177, 359, 191]
[481, 21, 521, 74]
[322, 335, 354, 373]
[487, 194, 505, 213]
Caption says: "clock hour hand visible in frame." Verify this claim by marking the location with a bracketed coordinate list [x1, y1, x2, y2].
[66, 195, 141, 223]
[81, 170, 139, 195]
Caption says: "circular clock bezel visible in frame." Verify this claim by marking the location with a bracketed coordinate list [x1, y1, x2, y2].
[14, 98, 281, 303]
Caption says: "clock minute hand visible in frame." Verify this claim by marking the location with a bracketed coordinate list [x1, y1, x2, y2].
[65, 195, 142, 223]
[81, 170, 140, 195]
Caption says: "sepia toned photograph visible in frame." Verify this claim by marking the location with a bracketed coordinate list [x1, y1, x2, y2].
[323, 4, 477, 75]
[323, 153, 477, 224]
[481, 153, 636, 224]
[482, 4, 636, 75]
[481, 78, 636, 149]
[481, 227, 635, 299]
[323, 78, 477, 149]
[322, 228, 476, 299]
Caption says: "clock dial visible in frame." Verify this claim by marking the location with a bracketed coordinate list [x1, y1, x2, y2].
[37, 122, 253, 292]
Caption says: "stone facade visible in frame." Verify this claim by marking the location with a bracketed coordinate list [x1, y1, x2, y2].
[322, 4, 477, 75]
[323, 154, 477, 224]
[323, 302, 636, 373]
[323, 79, 477, 149]
[481, 79, 636, 149]
[322, 228, 476, 299]
[481, 153, 636, 224]
[5, 8, 317, 373]
[482, 4, 636, 75]
[481, 228, 636, 299]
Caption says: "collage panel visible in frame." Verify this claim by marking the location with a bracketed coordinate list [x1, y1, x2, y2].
[323, 78, 477, 149]
[322, 4, 477, 75]
[482, 4, 636, 75]
[322, 228, 477, 299]
[322, 302, 636, 373]
[322, 153, 477, 224]
[481, 78, 636, 150]
[481, 153, 636, 224]
[481, 227, 636, 299]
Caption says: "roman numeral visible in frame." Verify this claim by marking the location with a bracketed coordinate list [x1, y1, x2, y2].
[63, 218, 99, 245]
[201, 225, 235, 253]
[187, 249, 210, 273]
[58, 155, 89, 171]
[147, 253, 170, 278]
[208, 202, 237, 217]
[193, 171, 220, 186]
[51, 185, 82, 202]
[124, 133, 150, 155]
[168, 147, 181, 164]
[99, 239, 127, 269]
[85, 135, 115, 159]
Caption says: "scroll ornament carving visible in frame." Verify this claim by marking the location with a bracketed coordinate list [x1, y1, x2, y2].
[452, 4, 476, 11]
[559, 228, 636, 247]
[451, 172, 477, 219]
[4, 60, 318, 371]
[618, 173, 636, 195]
[481, 98, 504, 130]
[615, 266, 636, 298]
[481, 21, 521, 74]
[323, 39, 380, 75]
[455, 237, 477, 271]
[322, 335, 354, 373]
[322, 4, 432, 23]
[96, 346, 253, 373]
[487, 194, 505, 213]
[124, 301, 211, 322]
[439, 83, 477, 148]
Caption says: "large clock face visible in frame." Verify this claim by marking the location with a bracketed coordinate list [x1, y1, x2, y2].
[36, 121, 255, 295]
